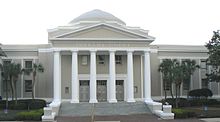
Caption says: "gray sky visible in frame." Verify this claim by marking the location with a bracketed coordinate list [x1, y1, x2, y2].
[0, 0, 220, 45]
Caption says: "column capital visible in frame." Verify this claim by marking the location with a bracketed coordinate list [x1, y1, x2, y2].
[70, 49, 78, 52]
[143, 49, 151, 53]
[127, 50, 134, 53]
[109, 49, 116, 53]
[53, 48, 61, 52]
[90, 49, 97, 53]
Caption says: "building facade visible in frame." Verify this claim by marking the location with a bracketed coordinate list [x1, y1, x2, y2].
[0, 10, 219, 104]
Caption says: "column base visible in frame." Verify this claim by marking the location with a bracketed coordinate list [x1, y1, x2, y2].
[89, 99, 98, 103]
[145, 98, 153, 103]
[49, 100, 61, 107]
[70, 99, 79, 103]
[108, 99, 117, 103]
[126, 99, 136, 102]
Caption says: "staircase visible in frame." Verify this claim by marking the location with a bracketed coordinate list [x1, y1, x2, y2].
[58, 102, 152, 117]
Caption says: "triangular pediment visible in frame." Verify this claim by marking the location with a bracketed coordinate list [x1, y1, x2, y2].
[55, 24, 149, 39]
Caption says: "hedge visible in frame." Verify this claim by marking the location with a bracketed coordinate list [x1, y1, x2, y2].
[189, 88, 213, 98]
[162, 98, 190, 107]
[15, 109, 43, 121]
[0, 99, 46, 110]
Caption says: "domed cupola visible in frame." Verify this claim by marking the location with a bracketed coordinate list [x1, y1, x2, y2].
[69, 9, 126, 25]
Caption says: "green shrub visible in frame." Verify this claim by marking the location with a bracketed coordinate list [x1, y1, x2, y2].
[15, 109, 43, 121]
[162, 98, 189, 107]
[189, 99, 220, 106]
[172, 108, 196, 118]
[0, 99, 46, 110]
[8, 103, 27, 110]
[29, 99, 46, 110]
[189, 88, 213, 98]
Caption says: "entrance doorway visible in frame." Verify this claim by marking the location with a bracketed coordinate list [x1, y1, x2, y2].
[116, 80, 124, 101]
[79, 80, 90, 102]
[97, 80, 107, 102]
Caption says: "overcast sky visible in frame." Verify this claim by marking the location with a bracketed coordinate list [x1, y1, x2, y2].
[0, 0, 220, 45]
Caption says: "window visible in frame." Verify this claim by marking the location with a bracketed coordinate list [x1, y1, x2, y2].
[65, 87, 69, 94]
[183, 78, 190, 90]
[134, 86, 138, 93]
[3, 60, 11, 65]
[98, 55, 105, 64]
[116, 55, 122, 64]
[200, 59, 207, 69]
[97, 80, 107, 85]
[202, 78, 208, 88]
[25, 80, 32, 92]
[25, 60, 32, 69]
[81, 55, 88, 65]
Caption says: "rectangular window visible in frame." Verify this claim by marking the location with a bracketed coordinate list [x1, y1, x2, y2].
[25, 80, 32, 92]
[164, 79, 171, 90]
[25, 60, 32, 69]
[183, 78, 190, 90]
[200, 59, 207, 69]
[65, 87, 69, 94]
[81, 55, 88, 65]
[115, 55, 122, 64]
[98, 55, 105, 64]
[202, 78, 208, 88]
[3, 60, 11, 65]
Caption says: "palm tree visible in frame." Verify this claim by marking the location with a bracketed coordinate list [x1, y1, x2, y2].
[1, 63, 10, 109]
[23, 63, 44, 99]
[158, 59, 175, 99]
[172, 60, 184, 108]
[10, 63, 22, 104]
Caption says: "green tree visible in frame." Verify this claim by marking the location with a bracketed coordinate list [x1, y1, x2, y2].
[159, 59, 198, 108]
[1, 63, 11, 109]
[10, 63, 22, 104]
[158, 59, 175, 99]
[205, 31, 220, 83]
[23, 63, 44, 99]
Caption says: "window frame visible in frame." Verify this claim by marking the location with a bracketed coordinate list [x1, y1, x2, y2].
[24, 60, 33, 69]
[98, 55, 105, 65]
[25, 80, 32, 92]
[81, 55, 88, 65]
[115, 55, 122, 64]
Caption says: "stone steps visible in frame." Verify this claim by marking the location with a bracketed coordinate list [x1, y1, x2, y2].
[59, 102, 152, 117]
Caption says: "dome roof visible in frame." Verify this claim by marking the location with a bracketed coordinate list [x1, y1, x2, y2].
[69, 9, 126, 25]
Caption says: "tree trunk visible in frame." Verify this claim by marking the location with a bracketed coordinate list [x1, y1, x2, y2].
[9, 77, 14, 101]
[5, 80, 8, 109]
[175, 84, 178, 108]
[170, 83, 174, 99]
[32, 74, 36, 100]
[14, 81, 17, 105]
[11, 78, 16, 102]
[163, 79, 167, 100]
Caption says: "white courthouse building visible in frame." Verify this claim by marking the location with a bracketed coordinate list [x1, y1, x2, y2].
[0, 9, 219, 107]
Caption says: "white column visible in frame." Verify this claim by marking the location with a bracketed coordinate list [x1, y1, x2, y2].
[108, 50, 117, 103]
[51, 50, 61, 105]
[71, 50, 79, 103]
[89, 50, 98, 103]
[144, 51, 153, 102]
[126, 50, 135, 102]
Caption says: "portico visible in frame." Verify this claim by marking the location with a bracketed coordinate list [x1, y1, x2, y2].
[51, 48, 152, 104]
